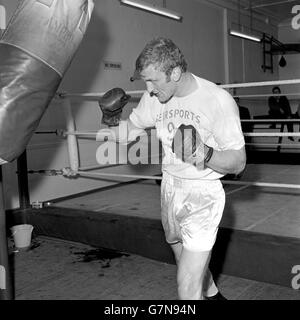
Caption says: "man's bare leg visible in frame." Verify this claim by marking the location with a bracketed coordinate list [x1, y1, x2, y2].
[170, 242, 217, 300]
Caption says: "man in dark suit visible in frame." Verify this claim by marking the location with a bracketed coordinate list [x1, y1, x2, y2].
[268, 86, 294, 140]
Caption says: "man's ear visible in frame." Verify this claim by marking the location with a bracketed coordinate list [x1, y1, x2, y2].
[170, 67, 182, 82]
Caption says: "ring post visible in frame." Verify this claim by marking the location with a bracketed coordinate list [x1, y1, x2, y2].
[62, 97, 80, 171]
[0, 167, 14, 300]
[17, 150, 30, 209]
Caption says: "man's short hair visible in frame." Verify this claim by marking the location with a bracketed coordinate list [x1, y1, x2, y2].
[134, 37, 187, 78]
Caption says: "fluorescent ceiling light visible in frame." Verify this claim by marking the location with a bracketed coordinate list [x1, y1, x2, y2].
[229, 30, 261, 42]
[0, 5, 6, 29]
[120, 0, 182, 21]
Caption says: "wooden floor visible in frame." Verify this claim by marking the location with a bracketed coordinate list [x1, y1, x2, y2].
[10, 236, 300, 300]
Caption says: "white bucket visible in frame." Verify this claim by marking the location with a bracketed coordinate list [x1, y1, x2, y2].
[10, 224, 33, 249]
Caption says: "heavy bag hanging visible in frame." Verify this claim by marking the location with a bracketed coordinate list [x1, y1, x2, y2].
[0, 0, 94, 164]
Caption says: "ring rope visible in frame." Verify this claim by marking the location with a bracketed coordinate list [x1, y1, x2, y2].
[27, 167, 300, 190]
[75, 170, 300, 190]
[64, 130, 300, 138]
[233, 93, 300, 98]
[58, 90, 144, 100]
[221, 180, 300, 189]
[220, 79, 300, 89]
[30, 168, 300, 190]
[37, 119, 300, 136]
[244, 132, 300, 137]
[38, 119, 300, 135]
[58, 79, 300, 101]
[241, 119, 300, 122]
[246, 143, 300, 147]
[78, 164, 113, 171]
[64, 131, 98, 136]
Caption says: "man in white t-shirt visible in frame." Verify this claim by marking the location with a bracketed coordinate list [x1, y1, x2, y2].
[101, 37, 246, 300]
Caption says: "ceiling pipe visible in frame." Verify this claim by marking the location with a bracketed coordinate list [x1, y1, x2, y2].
[244, 0, 297, 10]
[203, 0, 278, 24]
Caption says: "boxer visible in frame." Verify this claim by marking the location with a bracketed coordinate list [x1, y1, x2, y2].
[100, 37, 246, 300]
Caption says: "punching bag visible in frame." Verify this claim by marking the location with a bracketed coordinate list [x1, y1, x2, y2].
[0, 0, 95, 164]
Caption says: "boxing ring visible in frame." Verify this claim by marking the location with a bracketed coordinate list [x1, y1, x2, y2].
[6, 78, 299, 298]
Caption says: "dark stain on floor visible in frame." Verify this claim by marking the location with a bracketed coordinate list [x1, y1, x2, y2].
[73, 248, 130, 268]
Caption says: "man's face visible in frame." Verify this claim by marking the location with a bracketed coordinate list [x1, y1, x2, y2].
[273, 88, 280, 95]
[140, 64, 176, 103]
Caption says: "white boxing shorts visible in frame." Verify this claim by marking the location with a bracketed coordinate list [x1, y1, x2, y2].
[161, 172, 225, 252]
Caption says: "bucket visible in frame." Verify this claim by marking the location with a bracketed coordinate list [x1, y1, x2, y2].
[10, 224, 33, 249]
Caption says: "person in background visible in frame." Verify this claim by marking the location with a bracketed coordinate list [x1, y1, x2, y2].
[268, 86, 294, 141]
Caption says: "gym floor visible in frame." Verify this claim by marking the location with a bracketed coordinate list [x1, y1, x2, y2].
[9, 162, 300, 300]
[10, 236, 300, 300]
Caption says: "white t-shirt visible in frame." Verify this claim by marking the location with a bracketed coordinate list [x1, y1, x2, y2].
[129, 74, 245, 180]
